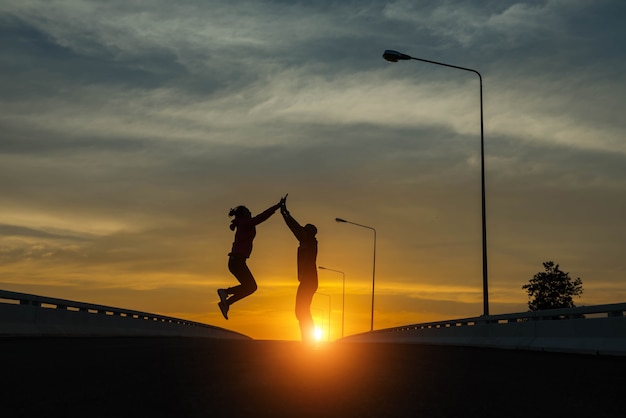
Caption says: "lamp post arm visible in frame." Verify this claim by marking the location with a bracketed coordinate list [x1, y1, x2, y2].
[345, 220, 376, 234]
[318, 266, 343, 276]
[409, 56, 481, 81]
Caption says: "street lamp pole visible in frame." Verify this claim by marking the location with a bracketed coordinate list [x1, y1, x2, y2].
[335, 217, 377, 331]
[318, 266, 346, 338]
[382, 49, 489, 316]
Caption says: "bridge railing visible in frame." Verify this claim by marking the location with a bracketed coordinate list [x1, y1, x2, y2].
[0, 289, 249, 339]
[341, 303, 626, 356]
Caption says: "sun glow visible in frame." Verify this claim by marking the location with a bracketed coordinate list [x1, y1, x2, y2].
[313, 326, 324, 342]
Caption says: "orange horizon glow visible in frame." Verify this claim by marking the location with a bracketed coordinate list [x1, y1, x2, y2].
[5, 240, 625, 341]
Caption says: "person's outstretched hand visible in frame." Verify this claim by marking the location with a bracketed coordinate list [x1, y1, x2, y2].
[280, 194, 289, 214]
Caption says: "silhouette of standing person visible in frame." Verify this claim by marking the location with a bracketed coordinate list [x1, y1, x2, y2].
[217, 197, 285, 319]
[280, 196, 319, 342]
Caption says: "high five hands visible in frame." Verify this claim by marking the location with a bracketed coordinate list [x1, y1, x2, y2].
[280, 194, 289, 215]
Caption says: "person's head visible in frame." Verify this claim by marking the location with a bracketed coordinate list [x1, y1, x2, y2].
[229, 206, 251, 219]
[305, 223, 318, 236]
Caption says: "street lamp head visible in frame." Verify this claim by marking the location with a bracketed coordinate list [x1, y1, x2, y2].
[382, 50, 411, 62]
[335, 218, 347, 223]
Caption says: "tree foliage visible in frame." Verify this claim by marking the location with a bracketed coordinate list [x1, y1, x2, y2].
[522, 261, 583, 311]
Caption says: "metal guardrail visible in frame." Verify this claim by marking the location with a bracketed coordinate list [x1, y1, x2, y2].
[0, 289, 250, 339]
[341, 303, 626, 356]
[3, 288, 625, 354]
[370, 302, 626, 331]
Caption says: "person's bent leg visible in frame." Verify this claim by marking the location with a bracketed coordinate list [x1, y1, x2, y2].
[227, 255, 258, 305]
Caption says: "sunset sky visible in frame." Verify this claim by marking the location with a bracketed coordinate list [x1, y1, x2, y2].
[1, 0, 625, 341]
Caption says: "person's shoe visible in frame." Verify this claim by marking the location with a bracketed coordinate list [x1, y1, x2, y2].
[218, 301, 229, 320]
[217, 288, 228, 304]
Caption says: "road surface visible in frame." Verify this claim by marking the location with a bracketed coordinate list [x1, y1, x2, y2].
[3, 337, 624, 417]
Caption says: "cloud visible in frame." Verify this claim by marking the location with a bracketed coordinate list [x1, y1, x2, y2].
[0, 224, 92, 240]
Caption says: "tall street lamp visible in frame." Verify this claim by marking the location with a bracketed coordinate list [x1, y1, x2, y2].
[318, 266, 346, 338]
[382, 49, 489, 316]
[335, 217, 377, 331]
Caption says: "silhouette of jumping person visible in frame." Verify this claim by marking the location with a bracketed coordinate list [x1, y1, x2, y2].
[280, 196, 318, 342]
[217, 196, 285, 319]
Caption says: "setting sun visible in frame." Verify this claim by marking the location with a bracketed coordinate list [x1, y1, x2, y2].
[314, 326, 324, 342]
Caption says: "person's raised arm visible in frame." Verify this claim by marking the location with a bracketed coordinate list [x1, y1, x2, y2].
[281, 202, 307, 240]
[251, 196, 284, 225]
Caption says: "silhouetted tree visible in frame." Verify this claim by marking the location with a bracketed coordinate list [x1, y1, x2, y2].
[522, 261, 583, 311]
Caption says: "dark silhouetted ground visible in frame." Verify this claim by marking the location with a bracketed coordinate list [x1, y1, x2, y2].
[3, 337, 625, 417]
